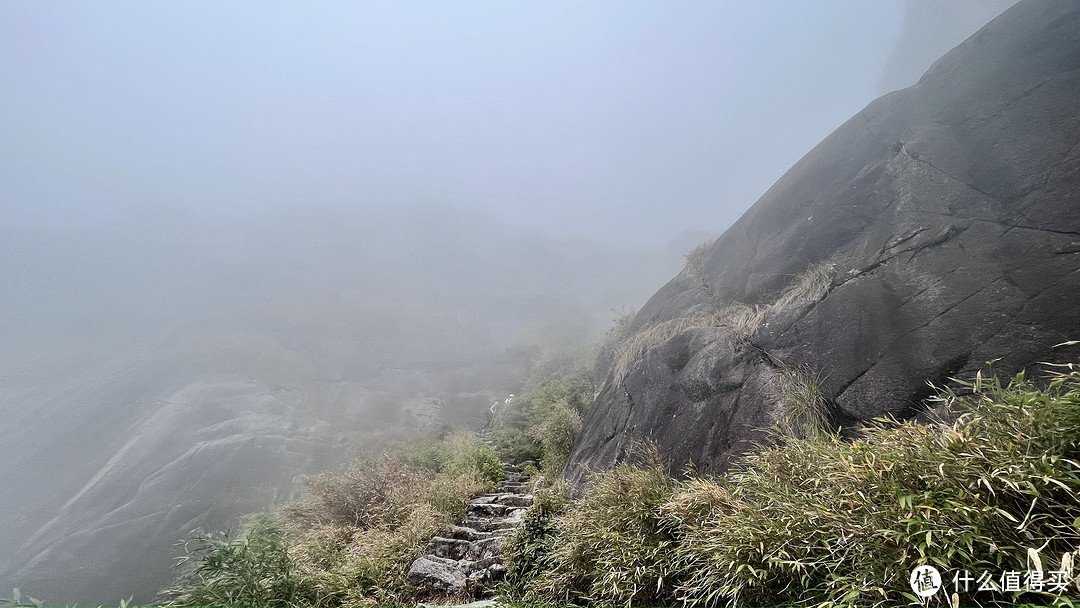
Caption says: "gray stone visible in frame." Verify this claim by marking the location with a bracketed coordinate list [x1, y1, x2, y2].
[568, 0, 1080, 487]
[464, 515, 521, 532]
[466, 502, 523, 518]
[446, 525, 497, 542]
[429, 536, 473, 561]
[495, 494, 532, 508]
[468, 537, 503, 561]
[406, 555, 467, 595]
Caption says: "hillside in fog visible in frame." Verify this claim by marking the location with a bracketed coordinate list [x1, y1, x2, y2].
[0, 205, 684, 606]
[0, 1, 1028, 606]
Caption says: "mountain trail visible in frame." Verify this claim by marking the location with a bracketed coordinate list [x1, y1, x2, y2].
[408, 428, 535, 608]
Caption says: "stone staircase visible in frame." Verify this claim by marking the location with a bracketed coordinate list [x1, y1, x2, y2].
[406, 427, 535, 606]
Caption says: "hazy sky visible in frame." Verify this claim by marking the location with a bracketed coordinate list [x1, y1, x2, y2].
[0, 1, 1013, 245]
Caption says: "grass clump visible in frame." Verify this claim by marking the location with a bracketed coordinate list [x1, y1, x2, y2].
[528, 403, 582, 475]
[612, 261, 835, 382]
[500, 481, 573, 604]
[613, 315, 712, 380]
[159, 433, 500, 607]
[503, 447, 681, 607]
[769, 260, 835, 313]
[683, 239, 716, 293]
[770, 362, 830, 440]
[160, 514, 315, 608]
[502, 362, 1080, 607]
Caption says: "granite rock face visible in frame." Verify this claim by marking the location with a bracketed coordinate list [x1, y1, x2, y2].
[568, 0, 1080, 486]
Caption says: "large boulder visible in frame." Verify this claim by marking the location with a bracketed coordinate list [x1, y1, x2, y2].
[568, 0, 1080, 486]
[406, 555, 468, 596]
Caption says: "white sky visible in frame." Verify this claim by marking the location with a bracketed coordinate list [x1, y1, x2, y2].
[0, 1, 1015, 245]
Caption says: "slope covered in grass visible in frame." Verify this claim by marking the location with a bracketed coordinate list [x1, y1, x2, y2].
[503, 361, 1080, 607]
[157, 433, 502, 607]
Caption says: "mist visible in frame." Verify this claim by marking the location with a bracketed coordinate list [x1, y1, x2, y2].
[0, 2, 1017, 605]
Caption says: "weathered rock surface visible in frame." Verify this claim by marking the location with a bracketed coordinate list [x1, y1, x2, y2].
[407, 556, 469, 596]
[569, 0, 1080, 486]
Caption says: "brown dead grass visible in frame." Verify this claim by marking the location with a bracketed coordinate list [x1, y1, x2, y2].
[612, 262, 836, 381]
[682, 239, 716, 286]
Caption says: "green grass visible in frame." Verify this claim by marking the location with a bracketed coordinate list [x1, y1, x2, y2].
[502, 446, 679, 607]
[502, 362, 1080, 607]
[492, 348, 594, 476]
[771, 362, 830, 440]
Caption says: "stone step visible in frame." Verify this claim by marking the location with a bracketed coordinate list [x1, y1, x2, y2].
[502, 463, 522, 473]
[496, 481, 530, 493]
[407, 555, 506, 597]
[467, 501, 528, 518]
[428, 536, 503, 561]
[427, 536, 471, 561]
[469, 493, 533, 508]
[468, 494, 502, 505]
[406, 555, 467, 595]
[504, 473, 530, 483]
[498, 494, 533, 508]
[445, 525, 501, 542]
[463, 514, 523, 532]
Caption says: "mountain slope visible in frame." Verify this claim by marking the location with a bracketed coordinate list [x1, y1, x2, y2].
[568, 0, 1080, 484]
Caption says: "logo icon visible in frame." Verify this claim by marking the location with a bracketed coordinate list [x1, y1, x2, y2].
[911, 564, 943, 598]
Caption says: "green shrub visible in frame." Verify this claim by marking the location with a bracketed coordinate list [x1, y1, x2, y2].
[394, 432, 503, 484]
[666, 366, 1080, 606]
[501, 481, 573, 606]
[393, 439, 453, 474]
[493, 349, 594, 469]
[1, 588, 43, 608]
[528, 402, 582, 475]
[159, 514, 317, 607]
[493, 428, 544, 466]
[772, 362, 830, 440]
[507, 446, 681, 607]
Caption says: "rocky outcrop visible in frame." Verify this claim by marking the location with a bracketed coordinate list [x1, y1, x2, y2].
[568, 0, 1080, 486]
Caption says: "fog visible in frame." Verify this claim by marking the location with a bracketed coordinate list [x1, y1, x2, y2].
[1, 1, 1016, 605]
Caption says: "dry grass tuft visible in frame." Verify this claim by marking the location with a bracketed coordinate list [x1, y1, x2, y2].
[661, 477, 741, 525]
[611, 261, 837, 382]
[612, 314, 713, 379]
[773, 363, 830, 440]
[683, 239, 716, 286]
[610, 305, 768, 380]
[771, 261, 836, 314]
[712, 302, 769, 347]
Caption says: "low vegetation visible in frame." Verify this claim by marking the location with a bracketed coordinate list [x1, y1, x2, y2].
[501, 362, 1080, 607]
[771, 361, 830, 440]
[683, 239, 716, 295]
[491, 346, 594, 476]
[158, 432, 501, 607]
